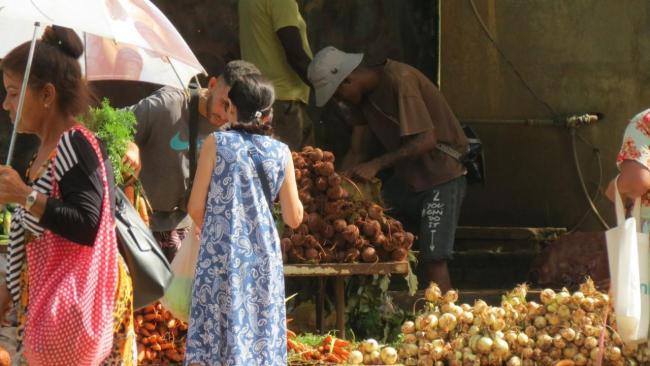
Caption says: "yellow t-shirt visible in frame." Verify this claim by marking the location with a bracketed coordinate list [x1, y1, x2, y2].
[239, 0, 312, 104]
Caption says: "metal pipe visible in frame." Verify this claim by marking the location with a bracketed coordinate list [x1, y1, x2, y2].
[459, 118, 559, 126]
[6, 22, 41, 166]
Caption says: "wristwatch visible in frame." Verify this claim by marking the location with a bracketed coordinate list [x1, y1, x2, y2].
[24, 190, 38, 211]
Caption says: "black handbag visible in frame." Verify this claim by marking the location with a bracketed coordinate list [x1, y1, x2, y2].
[114, 188, 174, 309]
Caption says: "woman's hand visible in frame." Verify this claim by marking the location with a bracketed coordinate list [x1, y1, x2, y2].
[0, 165, 31, 205]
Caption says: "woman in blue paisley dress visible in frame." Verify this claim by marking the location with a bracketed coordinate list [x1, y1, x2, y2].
[185, 74, 303, 366]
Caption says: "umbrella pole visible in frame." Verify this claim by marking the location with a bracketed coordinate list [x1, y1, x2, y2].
[167, 56, 187, 91]
[6, 22, 41, 166]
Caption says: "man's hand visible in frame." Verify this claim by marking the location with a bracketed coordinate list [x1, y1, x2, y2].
[122, 142, 141, 185]
[348, 160, 382, 181]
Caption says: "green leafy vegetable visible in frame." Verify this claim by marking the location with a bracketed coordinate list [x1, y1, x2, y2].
[81, 99, 136, 185]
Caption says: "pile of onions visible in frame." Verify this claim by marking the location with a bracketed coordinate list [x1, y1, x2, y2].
[395, 279, 650, 366]
[350, 339, 399, 365]
[281, 146, 414, 264]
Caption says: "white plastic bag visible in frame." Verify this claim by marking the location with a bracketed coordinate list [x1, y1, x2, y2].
[606, 176, 650, 342]
[160, 223, 200, 322]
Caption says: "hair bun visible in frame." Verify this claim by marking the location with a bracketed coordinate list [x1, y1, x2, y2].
[41, 25, 84, 59]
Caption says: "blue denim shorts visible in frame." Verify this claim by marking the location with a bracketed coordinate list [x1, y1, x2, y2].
[383, 175, 466, 261]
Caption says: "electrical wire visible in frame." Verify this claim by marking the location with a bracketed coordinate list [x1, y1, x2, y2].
[467, 0, 610, 230]
[570, 129, 610, 230]
[570, 131, 608, 232]
[467, 0, 558, 118]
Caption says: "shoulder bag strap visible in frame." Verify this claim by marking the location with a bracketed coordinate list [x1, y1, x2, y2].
[246, 140, 274, 209]
[188, 89, 200, 184]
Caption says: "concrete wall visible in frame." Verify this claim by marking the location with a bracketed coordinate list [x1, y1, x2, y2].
[442, 0, 650, 230]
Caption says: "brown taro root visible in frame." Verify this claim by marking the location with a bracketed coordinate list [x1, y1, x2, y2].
[314, 162, 335, 177]
[302, 145, 314, 153]
[315, 177, 329, 192]
[368, 203, 384, 221]
[361, 246, 378, 263]
[299, 177, 314, 191]
[322, 224, 335, 239]
[298, 189, 312, 205]
[297, 224, 310, 236]
[362, 220, 381, 238]
[322, 249, 336, 263]
[345, 248, 361, 262]
[288, 247, 305, 262]
[307, 148, 324, 162]
[383, 237, 400, 252]
[391, 247, 409, 262]
[307, 213, 323, 233]
[324, 200, 344, 216]
[327, 172, 342, 187]
[333, 219, 347, 233]
[322, 151, 335, 163]
[290, 233, 305, 247]
[304, 247, 320, 262]
[342, 225, 360, 243]
[388, 219, 403, 233]
[402, 232, 415, 249]
[294, 169, 302, 181]
[281, 238, 292, 251]
[327, 186, 345, 200]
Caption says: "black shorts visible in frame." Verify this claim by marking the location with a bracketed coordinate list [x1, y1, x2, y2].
[383, 175, 466, 261]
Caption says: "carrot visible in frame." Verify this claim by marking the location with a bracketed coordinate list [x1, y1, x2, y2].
[160, 342, 174, 350]
[151, 344, 162, 352]
[142, 322, 156, 331]
[137, 344, 146, 363]
[143, 305, 156, 313]
[137, 196, 149, 225]
[326, 353, 342, 363]
[287, 329, 296, 338]
[124, 185, 135, 205]
[144, 313, 157, 321]
[139, 328, 151, 337]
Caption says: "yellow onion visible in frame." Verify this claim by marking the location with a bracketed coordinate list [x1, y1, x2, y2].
[460, 311, 474, 324]
[558, 304, 571, 319]
[590, 347, 601, 361]
[380, 347, 399, 365]
[473, 300, 488, 314]
[622, 343, 638, 356]
[443, 289, 459, 303]
[540, 288, 556, 304]
[574, 353, 588, 366]
[469, 334, 481, 351]
[477, 337, 493, 354]
[490, 318, 506, 332]
[549, 348, 562, 360]
[533, 316, 547, 329]
[506, 356, 522, 366]
[580, 297, 596, 311]
[404, 334, 417, 344]
[564, 345, 579, 358]
[504, 331, 517, 344]
[415, 315, 425, 331]
[468, 325, 480, 335]
[521, 347, 534, 359]
[583, 336, 598, 349]
[425, 283, 442, 303]
[438, 313, 457, 332]
[494, 307, 506, 318]
[430, 346, 445, 361]
[415, 331, 427, 340]
[546, 303, 558, 314]
[605, 346, 622, 361]
[571, 291, 585, 304]
[361, 338, 379, 353]
[536, 334, 553, 350]
[527, 301, 543, 316]
[402, 343, 419, 357]
[348, 350, 363, 365]
[460, 303, 472, 311]
[425, 329, 438, 341]
[516, 333, 529, 347]
[450, 305, 464, 318]
[560, 327, 576, 341]
[546, 313, 560, 326]
[450, 337, 465, 351]
[401, 320, 416, 334]
[404, 357, 418, 366]
[423, 314, 439, 329]
[556, 290, 571, 305]
[552, 334, 566, 349]
[493, 338, 510, 358]
[434, 361, 444, 366]
[524, 325, 537, 338]
[431, 339, 445, 349]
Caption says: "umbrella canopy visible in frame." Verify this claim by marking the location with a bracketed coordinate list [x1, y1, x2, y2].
[0, 0, 205, 88]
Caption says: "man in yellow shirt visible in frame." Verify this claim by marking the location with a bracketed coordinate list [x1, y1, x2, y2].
[239, 0, 314, 151]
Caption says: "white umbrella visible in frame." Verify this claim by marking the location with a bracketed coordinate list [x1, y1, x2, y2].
[0, 0, 206, 164]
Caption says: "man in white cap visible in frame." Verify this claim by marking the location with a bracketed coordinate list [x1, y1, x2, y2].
[308, 46, 468, 292]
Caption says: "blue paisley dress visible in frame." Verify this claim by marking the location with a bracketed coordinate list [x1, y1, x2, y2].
[185, 130, 289, 366]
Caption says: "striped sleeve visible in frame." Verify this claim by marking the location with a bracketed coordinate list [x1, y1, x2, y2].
[54, 131, 80, 182]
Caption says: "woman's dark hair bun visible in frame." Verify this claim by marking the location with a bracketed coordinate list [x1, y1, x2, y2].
[41, 25, 84, 59]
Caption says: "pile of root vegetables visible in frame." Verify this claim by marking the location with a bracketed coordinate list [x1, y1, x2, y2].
[382, 280, 650, 366]
[134, 302, 188, 364]
[281, 147, 414, 264]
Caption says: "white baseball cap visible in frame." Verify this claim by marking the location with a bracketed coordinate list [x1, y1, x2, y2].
[308, 46, 364, 107]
